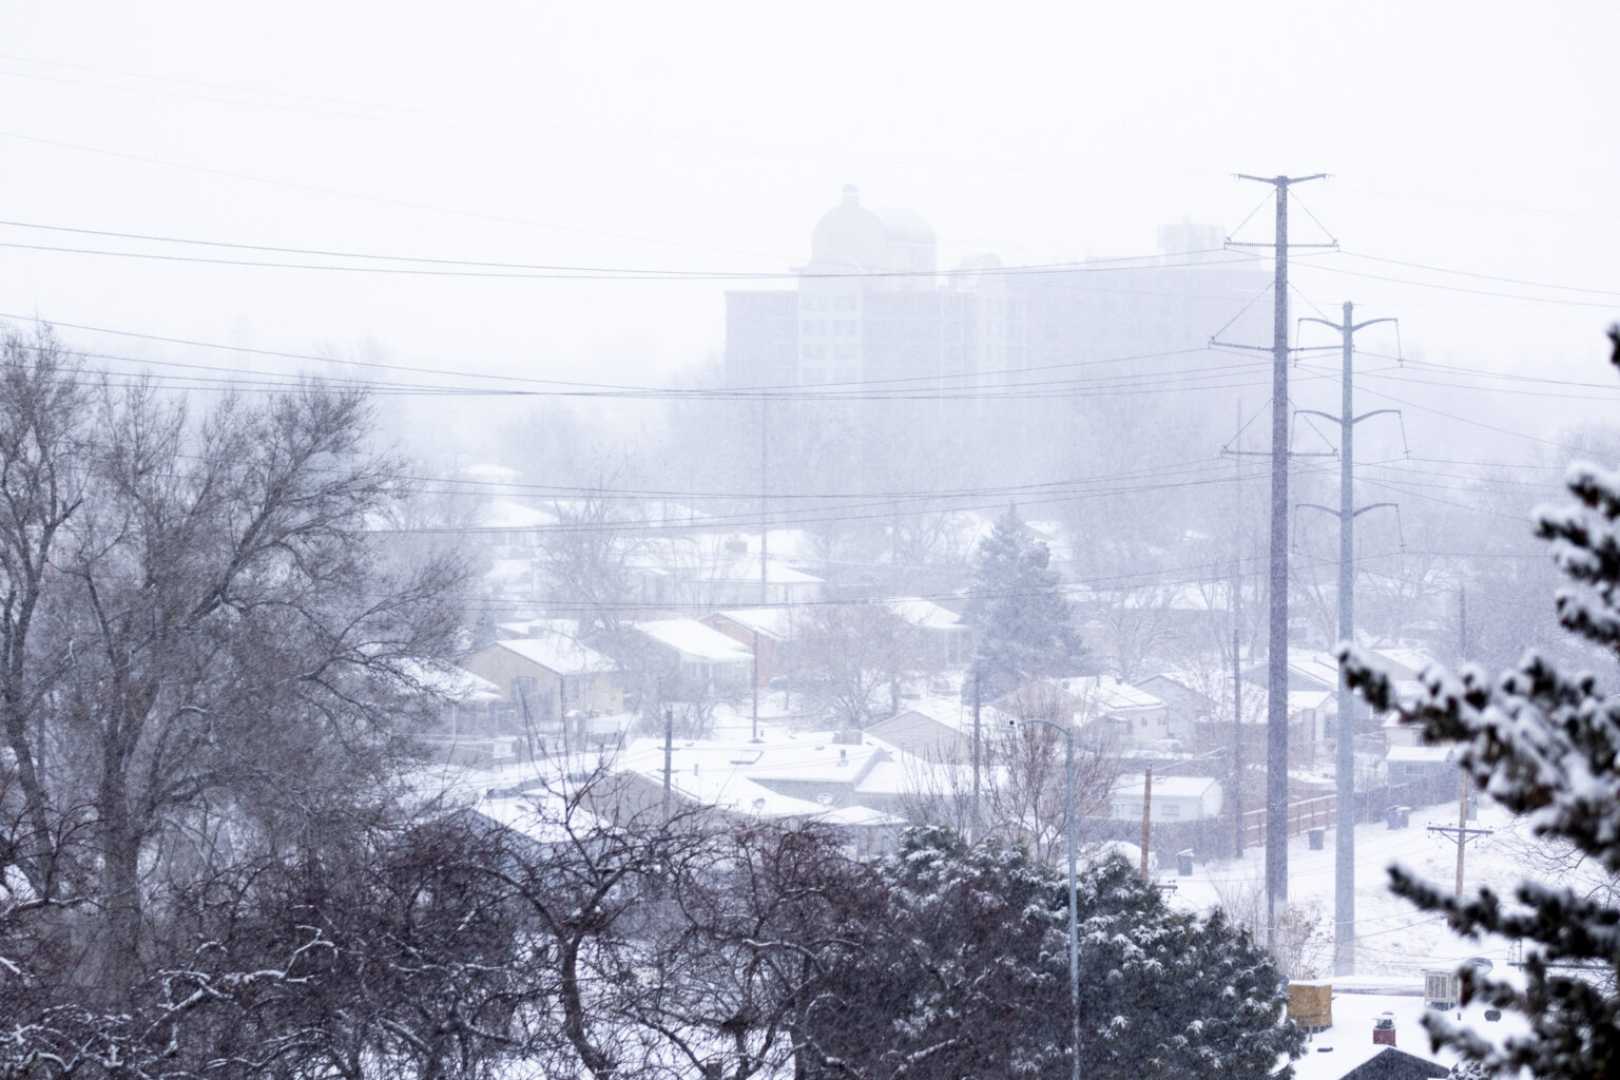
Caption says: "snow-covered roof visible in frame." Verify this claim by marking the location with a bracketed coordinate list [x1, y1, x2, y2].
[711, 607, 794, 642]
[461, 462, 521, 484]
[495, 634, 618, 676]
[1112, 773, 1219, 800]
[1287, 649, 1345, 687]
[888, 596, 967, 631]
[819, 803, 903, 827]
[479, 499, 554, 530]
[1288, 689, 1334, 711]
[1372, 646, 1442, 679]
[394, 660, 503, 703]
[1288, 987, 1523, 1080]
[496, 617, 578, 639]
[634, 619, 754, 663]
[1060, 675, 1164, 714]
[1386, 745, 1455, 765]
[614, 736, 880, 819]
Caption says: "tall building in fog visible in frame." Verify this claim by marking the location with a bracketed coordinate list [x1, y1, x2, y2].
[725, 185, 1022, 391]
[723, 190, 1265, 394]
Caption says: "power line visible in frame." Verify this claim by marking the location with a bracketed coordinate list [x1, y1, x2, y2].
[0, 228, 1260, 282]
[1338, 249, 1620, 300]
[1, 310, 1254, 396]
[458, 544, 1417, 615]
[45, 353, 1290, 403]
[1294, 260, 1620, 310]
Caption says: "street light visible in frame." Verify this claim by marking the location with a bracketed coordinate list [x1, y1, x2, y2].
[1012, 712, 1083, 1080]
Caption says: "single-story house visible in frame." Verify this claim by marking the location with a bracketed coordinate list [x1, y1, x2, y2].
[1243, 648, 1346, 694]
[704, 607, 796, 686]
[458, 633, 626, 731]
[1142, 670, 1334, 766]
[887, 597, 973, 667]
[630, 618, 755, 692]
[1386, 744, 1456, 787]
[993, 675, 1176, 749]
[1106, 773, 1224, 823]
[864, 709, 967, 760]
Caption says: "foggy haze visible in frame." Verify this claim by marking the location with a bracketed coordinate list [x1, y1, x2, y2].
[3, 4, 1619, 1079]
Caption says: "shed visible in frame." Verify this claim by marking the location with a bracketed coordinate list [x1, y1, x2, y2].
[1288, 981, 1333, 1033]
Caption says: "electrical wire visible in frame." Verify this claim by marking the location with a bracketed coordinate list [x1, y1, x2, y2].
[1338, 249, 1620, 300]
[0, 227, 1260, 282]
[1293, 261, 1620, 310]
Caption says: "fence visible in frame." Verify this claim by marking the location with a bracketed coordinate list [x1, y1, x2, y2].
[1090, 771, 1463, 865]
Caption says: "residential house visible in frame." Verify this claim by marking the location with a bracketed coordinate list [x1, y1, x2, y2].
[887, 596, 973, 667]
[630, 618, 755, 693]
[704, 606, 797, 686]
[1106, 774, 1224, 823]
[992, 675, 1178, 750]
[458, 633, 627, 740]
[1141, 669, 1332, 767]
[865, 708, 967, 761]
[1242, 648, 1346, 694]
[627, 533, 825, 609]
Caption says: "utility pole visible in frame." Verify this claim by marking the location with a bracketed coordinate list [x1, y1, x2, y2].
[1294, 300, 1399, 976]
[1428, 785, 1492, 897]
[1426, 590, 1492, 891]
[755, 397, 768, 741]
[1231, 401, 1245, 859]
[1232, 600, 1244, 857]
[972, 667, 982, 837]
[1458, 586, 1469, 660]
[1140, 767, 1153, 880]
[1220, 172, 1328, 946]
[662, 706, 675, 821]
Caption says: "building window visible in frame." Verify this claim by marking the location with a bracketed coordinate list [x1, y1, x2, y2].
[1162, 803, 1182, 820]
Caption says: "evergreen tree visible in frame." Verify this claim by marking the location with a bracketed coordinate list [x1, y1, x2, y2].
[966, 504, 1083, 699]
[1340, 327, 1620, 1078]
[799, 827, 1302, 1079]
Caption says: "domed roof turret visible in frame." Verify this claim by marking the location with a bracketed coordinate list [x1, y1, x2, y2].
[810, 185, 889, 271]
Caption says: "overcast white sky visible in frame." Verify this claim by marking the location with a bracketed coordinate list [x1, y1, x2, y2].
[1, 2, 1617, 453]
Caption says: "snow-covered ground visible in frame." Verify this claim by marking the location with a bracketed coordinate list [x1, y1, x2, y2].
[1290, 985, 1526, 1080]
[1159, 798, 1534, 978]
[1159, 798, 1564, 1076]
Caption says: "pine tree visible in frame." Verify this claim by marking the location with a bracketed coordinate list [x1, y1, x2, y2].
[799, 827, 1302, 1079]
[1340, 327, 1620, 1078]
[966, 504, 1083, 699]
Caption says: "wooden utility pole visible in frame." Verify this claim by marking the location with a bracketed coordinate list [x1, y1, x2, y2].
[1428, 787, 1492, 897]
[1140, 767, 1153, 880]
[662, 706, 675, 821]
[1221, 171, 1328, 946]
[1295, 301, 1400, 976]
[972, 667, 982, 837]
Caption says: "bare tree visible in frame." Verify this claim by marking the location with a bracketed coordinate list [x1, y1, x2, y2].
[790, 602, 922, 728]
[0, 330, 468, 1004]
[897, 683, 1121, 865]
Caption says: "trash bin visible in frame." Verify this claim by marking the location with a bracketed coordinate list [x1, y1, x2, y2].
[1385, 806, 1403, 830]
[1176, 849, 1195, 877]
[1308, 827, 1325, 850]
[1397, 806, 1411, 828]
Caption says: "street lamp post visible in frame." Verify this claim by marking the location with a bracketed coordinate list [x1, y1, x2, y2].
[1016, 714, 1082, 1080]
